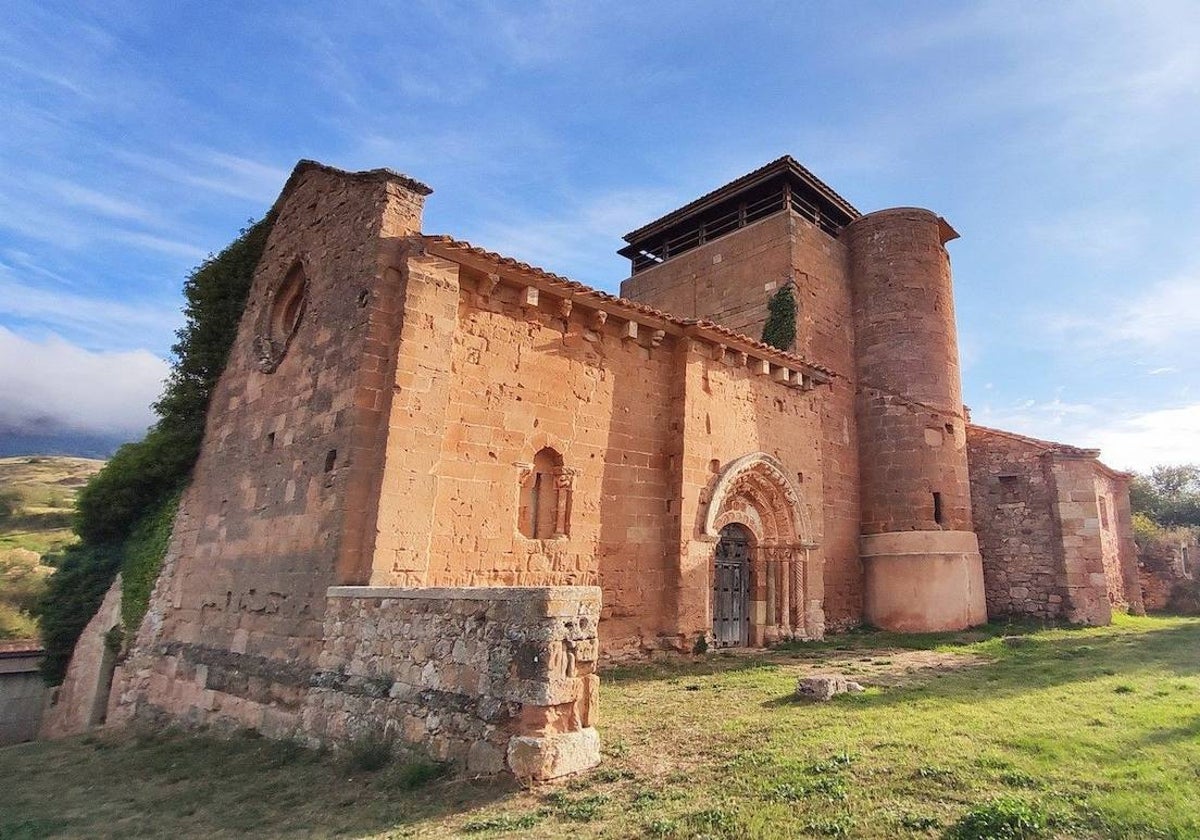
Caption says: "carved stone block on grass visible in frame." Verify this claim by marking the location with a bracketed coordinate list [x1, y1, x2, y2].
[795, 674, 865, 701]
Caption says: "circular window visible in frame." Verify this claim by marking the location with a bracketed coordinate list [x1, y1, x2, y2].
[254, 262, 308, 373]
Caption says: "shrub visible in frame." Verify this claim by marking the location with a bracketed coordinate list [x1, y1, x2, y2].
[390, 759, 448, 789]
[945, 798, 1048, 840]
[36, 216, 272, 684]
[462, 813, 540, 833]
[345, 730, 393, 772]
[1167, 580, 1200, 615]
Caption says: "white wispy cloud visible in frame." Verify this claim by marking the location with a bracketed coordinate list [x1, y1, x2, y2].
[972, 395, 1200, 473]
[114, 148, 290, 205]
[1046, 272, 1200, 351]
[1088, 404, 1200, 472]
[0, 273, 179, 351]
[0, 326, 166, 437]
[467, 186, 679, 290]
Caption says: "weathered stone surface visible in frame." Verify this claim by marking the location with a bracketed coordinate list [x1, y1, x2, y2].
[49, 157, 1148, 770]
[968, 426, 1141, 624]
[301, 586, 601, 778]
[506, 727, 601, 782]
[40, 577, 122, 739]
[796, 674, 863, 701]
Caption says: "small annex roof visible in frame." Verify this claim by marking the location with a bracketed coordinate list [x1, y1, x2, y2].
[0, 640, 44, 659]
[969, 424, 1131, 478]
[621, 155, 861, 245]
[422, 234, 833, 383]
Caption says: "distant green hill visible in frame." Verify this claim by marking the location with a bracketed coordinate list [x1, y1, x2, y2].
[0, 456, 104, 640]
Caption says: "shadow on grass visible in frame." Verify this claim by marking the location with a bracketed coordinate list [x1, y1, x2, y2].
[0, 727, 521, 840]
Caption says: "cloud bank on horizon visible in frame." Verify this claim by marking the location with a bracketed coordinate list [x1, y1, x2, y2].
[0, 1, 1196, 472]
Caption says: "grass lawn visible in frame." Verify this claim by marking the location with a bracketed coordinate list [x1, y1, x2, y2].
[1, 614, 1197, 839]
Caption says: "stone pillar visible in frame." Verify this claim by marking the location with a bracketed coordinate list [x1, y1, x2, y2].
[367, 253, 461, 586]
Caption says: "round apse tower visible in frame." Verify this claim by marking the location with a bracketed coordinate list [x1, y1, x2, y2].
[845, 207, 986, 632]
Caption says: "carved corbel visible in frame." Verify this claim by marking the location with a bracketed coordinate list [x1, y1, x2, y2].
[479, 273, 501, 296]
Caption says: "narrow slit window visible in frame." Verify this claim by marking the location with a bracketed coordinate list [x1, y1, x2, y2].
[933, 491, 944, 525]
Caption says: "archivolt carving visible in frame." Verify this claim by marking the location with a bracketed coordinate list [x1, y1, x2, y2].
[703, 452, 815, 547]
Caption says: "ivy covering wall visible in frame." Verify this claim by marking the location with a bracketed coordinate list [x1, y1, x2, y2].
[761, 283, 797, 351]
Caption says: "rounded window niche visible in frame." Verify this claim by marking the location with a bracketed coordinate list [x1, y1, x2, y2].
[255, 262, 309, 373]
[518, 447, 574, 539]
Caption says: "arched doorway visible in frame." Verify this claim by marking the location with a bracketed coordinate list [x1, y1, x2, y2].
[702, 452, 825, 643]
[712, 523, 752, 647]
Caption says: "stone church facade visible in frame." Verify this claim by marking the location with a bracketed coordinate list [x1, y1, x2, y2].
[45, 157, 1146, 777]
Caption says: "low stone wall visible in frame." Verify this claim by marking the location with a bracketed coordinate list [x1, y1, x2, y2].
[0, 645, 46, 745]
[109, 585, 600, 780]
[40, 578, 123, 739]
[302, 585, 600, 780]
[1139, 539, 1195, 612]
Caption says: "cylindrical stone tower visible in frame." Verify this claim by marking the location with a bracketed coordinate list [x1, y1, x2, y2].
[846, 208, 986, 631]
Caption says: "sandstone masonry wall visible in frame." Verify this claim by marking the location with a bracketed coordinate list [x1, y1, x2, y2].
[40, 577, 122, 739]
[846, 209, 973, 535]
[620, 211, 862, 628]
[1138, 533, 1197, 611]
[967, 429, 1064, 618]
[676, 340, 826, 646]
[113, 164, 430, 734]
[967, 426, 1142, 624]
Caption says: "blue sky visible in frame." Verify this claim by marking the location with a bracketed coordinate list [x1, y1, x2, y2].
[1, 1, 1197, 470]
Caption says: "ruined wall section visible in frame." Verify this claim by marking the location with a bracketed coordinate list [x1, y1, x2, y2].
[113, 163, 429, 734]
[1045, 455, 1114, 625]
[1094, 468, 1143, 614]
[303, 586, 601, 781]
[966, 428, 1065, 618]
[40, 578, 122, 739]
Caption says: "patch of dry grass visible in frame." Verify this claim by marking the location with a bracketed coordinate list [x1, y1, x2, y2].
[0, 456, 104, 640]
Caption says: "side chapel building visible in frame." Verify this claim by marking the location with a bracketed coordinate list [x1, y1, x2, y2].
[44, 157, 1144, 773]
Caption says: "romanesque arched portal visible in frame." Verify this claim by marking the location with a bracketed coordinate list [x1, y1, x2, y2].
[703, 453, 823, 644]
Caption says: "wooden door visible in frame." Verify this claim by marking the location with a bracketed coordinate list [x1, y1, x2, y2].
[713, 524, 751, 647]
